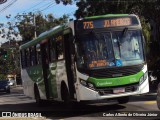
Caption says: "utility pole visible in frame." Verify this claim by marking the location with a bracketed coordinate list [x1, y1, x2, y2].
[33, 14, 37, 38]
[16, 14, 37, 38]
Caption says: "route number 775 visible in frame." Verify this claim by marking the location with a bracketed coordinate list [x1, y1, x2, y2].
[83, 21, 94, 29]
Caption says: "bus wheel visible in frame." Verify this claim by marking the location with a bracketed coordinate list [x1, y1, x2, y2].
[34, 86, 43, 106]
[156, 83, 160, 109]
[117, 96, 129, 104]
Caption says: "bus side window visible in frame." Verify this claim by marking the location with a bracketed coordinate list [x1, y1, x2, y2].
[36, 44, 41, 64]
[56, 40, 64, 60]
[50, 38, 56, 62]
[24, 49, 27, 67]
[30, 46, 37, 66]
[25, 48, 30, 67]
[44, 41, 49, 64]
[20, 50, 26, 68]
[28, 48, 31, 67]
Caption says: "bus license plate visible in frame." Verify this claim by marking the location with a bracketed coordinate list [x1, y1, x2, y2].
[113, 88, 125, 94]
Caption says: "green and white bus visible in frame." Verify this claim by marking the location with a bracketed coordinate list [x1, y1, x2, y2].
[20, 14, 149, 105]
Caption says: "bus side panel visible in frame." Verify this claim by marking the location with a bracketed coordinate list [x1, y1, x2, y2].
[55, 60, 68, 101]
[21, 69, 34, 98]
[22, 65, 47, 100]
[48, 62, 58, 99]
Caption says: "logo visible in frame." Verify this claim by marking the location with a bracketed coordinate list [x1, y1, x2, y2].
[1, 112, 42, 118]
[2, 112, 11, 117]
[97, 82, 112, 86]
[0, 0, 7, 4]
[116, 60, 122, 66]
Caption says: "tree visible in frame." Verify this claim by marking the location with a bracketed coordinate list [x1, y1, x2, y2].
[0, 22, 20, 42]
[75, 0, 135, 19]
[5, 12, 69, 42]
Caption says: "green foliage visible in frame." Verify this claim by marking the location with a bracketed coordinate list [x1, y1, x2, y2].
[0, 74, 7, 80]
[140, 17, 151, 50]
[0, 48, 16, 74]
[75, 0, 136, 19]
[15, 12, 69, 41]
[55, 0, 73, 5]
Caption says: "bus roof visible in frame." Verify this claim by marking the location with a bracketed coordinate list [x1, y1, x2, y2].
[84, 14, 131, 19]
[20, 24, 66, 50]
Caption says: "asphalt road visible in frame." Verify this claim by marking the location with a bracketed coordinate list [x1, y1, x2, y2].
[0, 86, 159, 120]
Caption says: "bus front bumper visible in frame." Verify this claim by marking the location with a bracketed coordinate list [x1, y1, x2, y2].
[76, 78, 149, 101]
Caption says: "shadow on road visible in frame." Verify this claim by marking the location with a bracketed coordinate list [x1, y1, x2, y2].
[0, 100, 126, 118]
[0, 86, 158, 119]
[129, 92, 157, 102]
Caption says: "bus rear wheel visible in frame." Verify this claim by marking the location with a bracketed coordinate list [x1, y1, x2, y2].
[117, 96, 129, 104]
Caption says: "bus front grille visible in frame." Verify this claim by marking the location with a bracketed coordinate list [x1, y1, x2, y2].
[89, 64, 144, 78]
[97, 83, 139, 96]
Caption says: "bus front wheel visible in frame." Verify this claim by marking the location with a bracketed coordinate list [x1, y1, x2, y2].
[117, 96, 129, 104]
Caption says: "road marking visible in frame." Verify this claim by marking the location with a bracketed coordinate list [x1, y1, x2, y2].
[144, 101, 156, 104]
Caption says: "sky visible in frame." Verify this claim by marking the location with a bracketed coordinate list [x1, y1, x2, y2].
[0, 0, 78, 44]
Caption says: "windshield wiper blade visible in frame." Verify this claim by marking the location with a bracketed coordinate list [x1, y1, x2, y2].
[122, 27, 128, 37]
[90, 30, 100, 41]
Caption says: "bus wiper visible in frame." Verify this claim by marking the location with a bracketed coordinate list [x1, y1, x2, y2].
[90, 30, 100, 41]
[116, 27, 128, 59]
[122, 27, 128, 37]
[115, 33, 122, 58]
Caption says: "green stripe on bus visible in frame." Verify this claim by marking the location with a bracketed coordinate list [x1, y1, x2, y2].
[88, 71, 143, 87]
[20, 25, 65, 50]
[85, 14, 129, 19]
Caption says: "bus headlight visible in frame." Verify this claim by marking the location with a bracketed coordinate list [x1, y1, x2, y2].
[144, 72, 148, 80]
[88, 82, 95, 90]
[80, 79, 87, 86]
[139, 72, 148, 85]
[80, 79, 95, 90]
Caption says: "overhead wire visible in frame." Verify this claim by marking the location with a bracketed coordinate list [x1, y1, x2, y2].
[0, 0, 57, 41]
[38, 2, 56, 12]
[4, 1, 55, 26]
[1, 0, 76, 31]
[32, 1, 55, 12]
[0, 0, 18, 13]
[22, 1, 44, 13]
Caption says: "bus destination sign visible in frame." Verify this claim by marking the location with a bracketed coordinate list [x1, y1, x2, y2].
[103, 18, 131, 28]
[77, 16, 139, 30]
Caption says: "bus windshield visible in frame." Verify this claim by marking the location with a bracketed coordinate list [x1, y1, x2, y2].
[76, 30, 144, 69]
